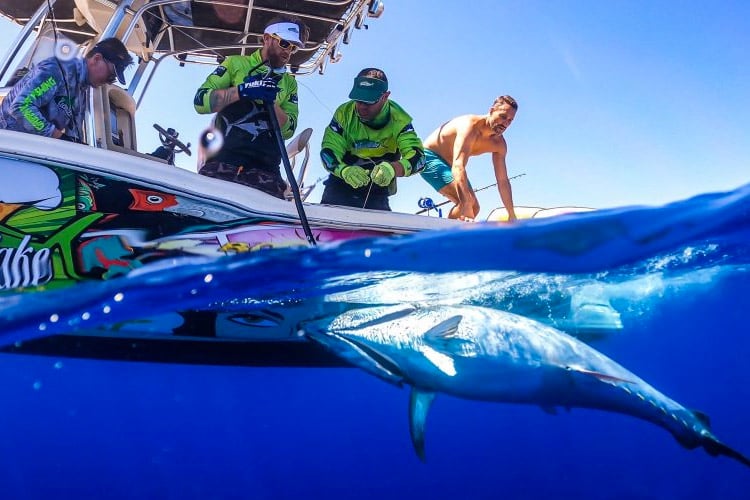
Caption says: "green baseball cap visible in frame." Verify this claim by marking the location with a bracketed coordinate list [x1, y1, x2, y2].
[348, 76, 388, 104]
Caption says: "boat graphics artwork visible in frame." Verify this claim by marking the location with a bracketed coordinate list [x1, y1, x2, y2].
[0, 158, 379, 293]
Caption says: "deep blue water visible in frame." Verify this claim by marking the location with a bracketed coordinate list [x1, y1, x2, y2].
[1, 183, 750, 498]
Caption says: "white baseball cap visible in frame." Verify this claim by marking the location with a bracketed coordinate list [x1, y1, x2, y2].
[263, 22, 304, 48]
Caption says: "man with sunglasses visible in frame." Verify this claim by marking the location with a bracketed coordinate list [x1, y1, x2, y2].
[419, 96, 519, 222]
[194, 17, 306, 199]
[0, 37, 132, 143]
[320, 68, 424, 210]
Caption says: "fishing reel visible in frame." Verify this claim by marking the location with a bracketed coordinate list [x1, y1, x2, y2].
[418, 197, 442, 217]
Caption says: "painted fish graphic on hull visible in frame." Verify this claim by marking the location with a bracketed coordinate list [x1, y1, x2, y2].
[302, 304, 750, 468]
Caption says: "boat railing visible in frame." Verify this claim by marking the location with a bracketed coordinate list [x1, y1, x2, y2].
[111, 0, 380, 75]
[284, 127, 314, 201]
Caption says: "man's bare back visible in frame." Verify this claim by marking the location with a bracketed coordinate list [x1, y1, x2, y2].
[419, 96, 518, 222]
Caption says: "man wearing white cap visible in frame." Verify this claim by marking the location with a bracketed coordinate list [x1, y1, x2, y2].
[194, 17, 306, 199]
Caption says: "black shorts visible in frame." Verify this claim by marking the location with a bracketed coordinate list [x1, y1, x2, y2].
[320, 183, 391, 211]
[199, 161, 287, 199]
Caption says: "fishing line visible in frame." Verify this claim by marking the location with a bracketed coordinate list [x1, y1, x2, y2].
[415, 172, 527, 215]
[45, 0, 76, 140]
[297, 80, 335, 115]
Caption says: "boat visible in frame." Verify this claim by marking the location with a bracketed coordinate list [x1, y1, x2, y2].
[0, 0, 472, 365]
[0, 1, 605, 365]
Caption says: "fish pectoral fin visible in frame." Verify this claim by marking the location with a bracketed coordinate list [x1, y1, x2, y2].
[307, 332, 403, 385]
[565, 366, 635, 384]
[409, 388, 436, 463]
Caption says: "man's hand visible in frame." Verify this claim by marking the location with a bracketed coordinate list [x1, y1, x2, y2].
[370, 161, 395, 187]
[237, 76, 279, 102]
[60, 133, 83, 144]
[341, 165, 370, 189]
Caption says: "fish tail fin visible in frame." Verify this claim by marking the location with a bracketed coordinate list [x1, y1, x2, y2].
[676, 409, 750, 469]
[702, 438, 750, 469]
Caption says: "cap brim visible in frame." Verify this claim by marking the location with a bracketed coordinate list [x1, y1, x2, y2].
[348, 87, 382, 104]
[115, 67, 126, 85]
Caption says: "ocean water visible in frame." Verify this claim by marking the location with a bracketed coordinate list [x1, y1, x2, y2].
[1, 183, 749, 498]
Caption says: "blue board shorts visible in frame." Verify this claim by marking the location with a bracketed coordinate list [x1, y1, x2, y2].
[419, 149, 472, 192]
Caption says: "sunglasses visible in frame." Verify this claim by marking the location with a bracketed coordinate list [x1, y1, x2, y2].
[103, 58, 117, 84]
[355, 95, 384, 105]
[269, 34, 299, 53]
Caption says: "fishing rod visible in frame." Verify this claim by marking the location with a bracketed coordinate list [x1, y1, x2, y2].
[245, 59, 317, 246]
[266, 100, 316, 246]
[415, 172, 526, 215]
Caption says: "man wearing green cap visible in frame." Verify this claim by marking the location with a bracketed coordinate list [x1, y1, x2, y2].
[319, 67, 424, 210]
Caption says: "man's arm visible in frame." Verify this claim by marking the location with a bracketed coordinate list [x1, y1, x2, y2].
[8, 61, 64, 138]
[193, 60, 237, 114]
[320, 108, 350, 177]
[451, 123, 479, 220]
[391, 122, 424, 177]
[275, 76, 298, 140]
[491, 141, 517, 221]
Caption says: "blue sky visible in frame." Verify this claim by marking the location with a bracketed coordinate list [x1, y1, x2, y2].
[1, 1, 748, 218]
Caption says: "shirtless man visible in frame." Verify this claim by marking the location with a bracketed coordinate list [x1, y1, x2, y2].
[420, 95, 518, 222]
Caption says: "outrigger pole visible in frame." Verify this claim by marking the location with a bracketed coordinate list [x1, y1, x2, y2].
[415, 172, 526, 214]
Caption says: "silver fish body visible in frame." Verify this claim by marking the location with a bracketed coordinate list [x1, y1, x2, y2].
[302, 304, 749, 468]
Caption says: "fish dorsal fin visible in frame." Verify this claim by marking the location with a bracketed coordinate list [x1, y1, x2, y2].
[423, 315, 473, 355]
[353, 305, 418, 330]
[424, 315, 462, 340]
[409, 388, 436, 463]
[565, 366, 635, 385]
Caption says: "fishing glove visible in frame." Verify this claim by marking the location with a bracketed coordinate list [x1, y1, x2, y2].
[370, 161, 395, 187]
[341, 165, 370, 189]
[237, 76, 279, 102]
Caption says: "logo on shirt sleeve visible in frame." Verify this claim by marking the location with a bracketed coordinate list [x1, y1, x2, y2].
[328, 118, 343, 135]
[211, 66, 227, 77]
[400, 123, 415, 134]
[194, 88, 209, 106]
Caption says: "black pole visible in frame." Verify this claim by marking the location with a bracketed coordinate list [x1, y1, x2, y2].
[266, 101, 317, 246]
[246, 60, 315, 246]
